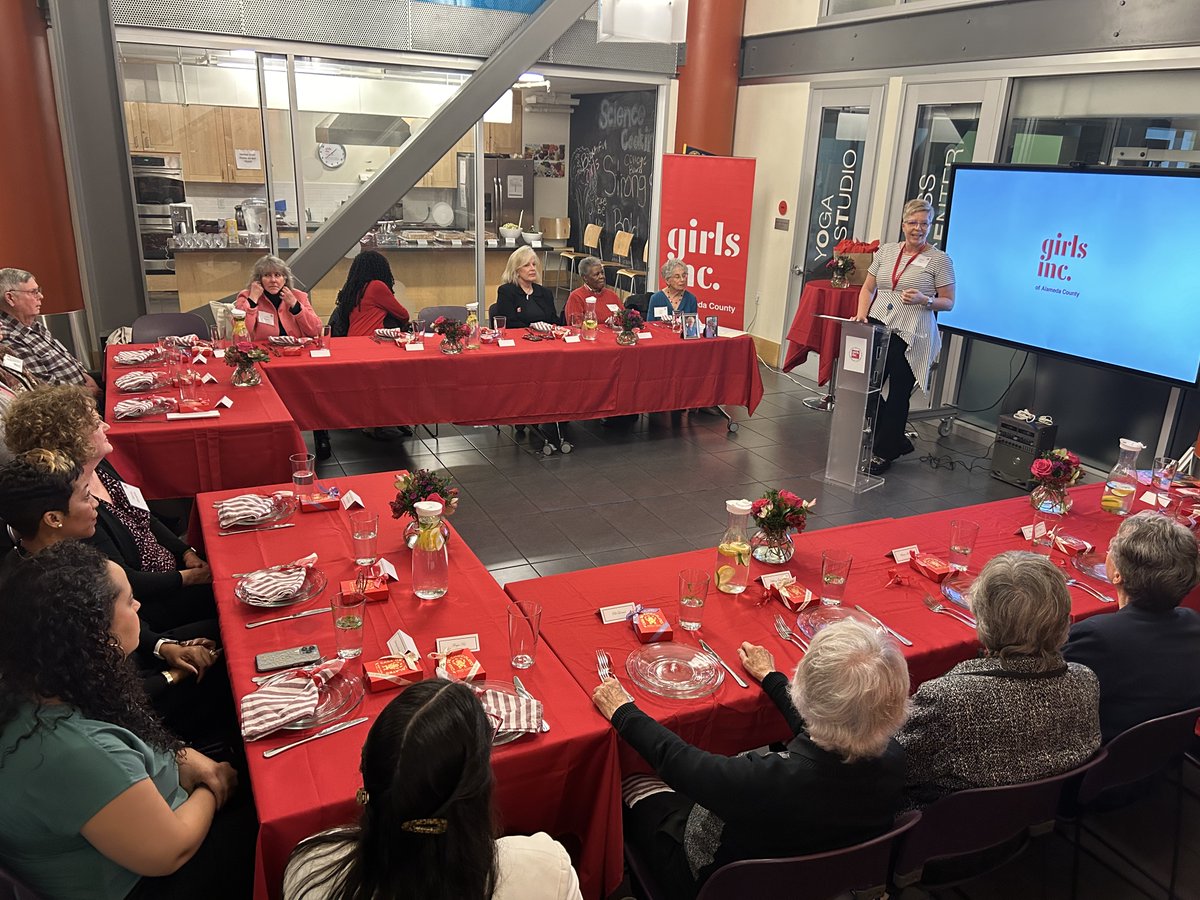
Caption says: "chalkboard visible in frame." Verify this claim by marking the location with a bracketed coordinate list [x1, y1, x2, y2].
[568, 90, 656, 270]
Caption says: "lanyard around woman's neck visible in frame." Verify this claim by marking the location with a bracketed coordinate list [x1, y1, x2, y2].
[890, 243, 926, 292]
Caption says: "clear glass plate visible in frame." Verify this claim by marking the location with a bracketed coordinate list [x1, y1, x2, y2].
[625, 644, 724, 700]
[219, 493, 298, 529]
[1072, 550, 1112, 584]
[941, 572, 976, 611]
[267, 667, 365, 731]
[469, 680, 537, 746]
[795, 605, 876, 640]
[234, 567, 327, 609]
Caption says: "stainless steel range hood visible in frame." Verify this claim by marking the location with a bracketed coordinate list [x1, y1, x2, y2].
[315, 114, 413, 147]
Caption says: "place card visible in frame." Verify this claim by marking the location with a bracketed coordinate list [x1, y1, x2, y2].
[191, 353, 208, 365]
[405, 342, 425, 352]
[1018, 521, 1048, 541]
[166, 410, 220, 420]
[435, 633, 480, 654]
[414, 239, 429, 247]
[606, 303, 621, 314]
[213, 349, 226, 359]
[564, 335, 581, 344]
[598, 602, 637, 624]
[386, 628, 420, 658]
[309, 348, 331, 358]
[1139, 491, 1169, 507]
[486, 239, 499, 248]
[528, 239, 542, 248]
[451, 239, 463, 247]
[504, 238, 517, 247]
[200, 373, 218, 384]
[652, 306, 668, 320]
[759, 571, 795, 590]
[2, 354, 24, 373]
[889, 544, 920, 563]
[636, 331, 653, 340]
[339, 490, 364, 510]
[376, 557, 399, 581]
[215, 396, 233, 408]
[498, 339, 516, 348]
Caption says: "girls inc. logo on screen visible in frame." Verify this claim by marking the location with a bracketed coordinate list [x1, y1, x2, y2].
[1036, 232, 1088, 283]
[664, 218, 743, 292]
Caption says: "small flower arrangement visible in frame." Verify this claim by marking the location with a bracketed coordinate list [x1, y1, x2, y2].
[223, 341, 270, 368]
[1030, 448, 1082, 488]
[431, 316, 470, 344]
[390, 468, 460, 521]
[613, 307, 644, 333]
[751, 488, 817, 535]
[825, 254, 856, 280]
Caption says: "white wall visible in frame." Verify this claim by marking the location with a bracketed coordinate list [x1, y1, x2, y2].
[520, 107, 571, 224]
[743, 0, 820, 35]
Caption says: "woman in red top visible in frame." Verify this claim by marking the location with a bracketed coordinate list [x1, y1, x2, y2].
[333, 251, 410, 336]
[234, 255, 323, 341]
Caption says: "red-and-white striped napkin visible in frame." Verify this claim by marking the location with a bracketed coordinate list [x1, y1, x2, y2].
[478, 688, 543, 738]
[114, 349, 160, 365]
[267, 336, 314, 346]
[240, 659, 345, 741]
[160, 335, 210, 348]
[215, 494, 276, 528]
[239, 553, 318, 604]
[374, 328, 408, 339]
[114, 371, 165, 392]
[113, 396, 178, 419]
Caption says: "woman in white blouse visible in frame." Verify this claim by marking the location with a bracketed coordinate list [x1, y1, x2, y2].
[852, 198, 956, 475]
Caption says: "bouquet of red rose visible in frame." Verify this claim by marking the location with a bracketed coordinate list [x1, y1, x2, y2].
[390, 468, 460, 520]
[431, 316, 470, 344]
[825, 255, 856, 279]
[223, 341, 270, 368]
[1030, 448, 1082, 488]
[613, 307, 644, 333]
[751, 488, 816, 535]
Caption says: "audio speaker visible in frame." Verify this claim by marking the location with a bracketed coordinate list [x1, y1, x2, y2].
[991, 414, 1058, 488]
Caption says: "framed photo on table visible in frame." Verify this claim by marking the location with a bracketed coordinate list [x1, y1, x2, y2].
[703, 315, 718, 338]
[681, 314, 701, 340]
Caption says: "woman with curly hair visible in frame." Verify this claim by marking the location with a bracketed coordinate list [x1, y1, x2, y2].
[283, 679, 581, 900]
[4, 384, 214, 631]
[331, 249, 410, 337]
[0, 542, 252, 900]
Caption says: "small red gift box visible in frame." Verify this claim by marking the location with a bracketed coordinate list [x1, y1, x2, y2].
[365, 655, 424, 693]
[910, 554, 952, 583]
[631, 608, 673, 643]
[338, 575, 389, 602]
[440, 648, 486, 682]
[300, 495, 340, 513]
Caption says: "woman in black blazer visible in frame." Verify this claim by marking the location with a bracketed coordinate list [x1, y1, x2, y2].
[493, 246, 559, 327]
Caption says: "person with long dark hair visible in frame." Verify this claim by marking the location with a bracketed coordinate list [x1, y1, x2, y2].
[0, 542, 253, 899]
[331, 250, 410, 337]
[283, 678, 581, 900]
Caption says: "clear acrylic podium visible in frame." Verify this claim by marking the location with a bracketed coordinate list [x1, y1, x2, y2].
[816, 320, 891, 493]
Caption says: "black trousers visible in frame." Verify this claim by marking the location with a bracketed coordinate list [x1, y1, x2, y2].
[624, 792, 701, 900]
[870, 326, 916, 462]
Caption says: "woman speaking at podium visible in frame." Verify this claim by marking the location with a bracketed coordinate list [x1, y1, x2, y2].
[852, 199, 956, 476]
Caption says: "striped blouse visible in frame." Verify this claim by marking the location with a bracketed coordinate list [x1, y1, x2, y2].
[866, 242, 956, 396]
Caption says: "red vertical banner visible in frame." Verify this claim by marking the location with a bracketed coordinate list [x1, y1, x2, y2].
[657, 154, 756, 330]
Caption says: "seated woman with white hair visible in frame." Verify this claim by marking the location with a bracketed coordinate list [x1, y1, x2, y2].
[645, 258, 698, 323]
[591, 620, 910, 900]
[898, 550, 1101, 809]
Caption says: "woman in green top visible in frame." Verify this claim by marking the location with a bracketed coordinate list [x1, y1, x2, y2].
[0, 542, 246, 899]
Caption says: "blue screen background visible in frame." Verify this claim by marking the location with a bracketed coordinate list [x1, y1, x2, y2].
[941, 166, 1200, 384]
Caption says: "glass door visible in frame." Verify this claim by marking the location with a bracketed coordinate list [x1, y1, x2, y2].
[781, 86, 886, 367]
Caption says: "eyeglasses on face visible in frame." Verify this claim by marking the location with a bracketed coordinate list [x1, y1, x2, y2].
[903, 220, 932, 228]
[7, 288, 43, 296]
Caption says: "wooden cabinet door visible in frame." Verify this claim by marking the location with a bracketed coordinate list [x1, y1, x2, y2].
[224, 107, 266, 185]
[140, 103, 184, 152]
[181, 105, 228, 183]
[484, 94, 523, 157]
[124, 102, 144, 150]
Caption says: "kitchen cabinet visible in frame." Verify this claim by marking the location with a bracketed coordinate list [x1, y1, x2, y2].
[180, 105, 265, 185]
[396, 121, 475, 189]
[483, 93, 523, 156]
[124, 102, 185, 153]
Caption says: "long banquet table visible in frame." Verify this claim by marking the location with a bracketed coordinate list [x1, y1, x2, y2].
[261, 328, 764, 431]
[104, 344, 306, 499]
[506, 484, 1125, 768]
[197, 472, 623, 900]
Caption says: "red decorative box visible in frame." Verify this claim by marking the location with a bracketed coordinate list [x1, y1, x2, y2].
[300, 495, 340, 513]
[365, 655, 424, 693]
[339, 575, 389, 602]
[631, 608, 673, 643]
[440, 648, 486, 682]
[910, 554, 952, 583]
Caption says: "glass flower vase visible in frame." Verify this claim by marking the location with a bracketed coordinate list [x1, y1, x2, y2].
[231, 363, 261, 387]
[616, 329, 638, 346]
[440, 337, 463, 355]
[751, 527, 794, 564]
[830, 273, 849, 289]
[1030, 483, 1072, 516]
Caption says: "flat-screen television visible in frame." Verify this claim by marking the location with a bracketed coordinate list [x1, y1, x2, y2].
[940, 163, 1200, 386]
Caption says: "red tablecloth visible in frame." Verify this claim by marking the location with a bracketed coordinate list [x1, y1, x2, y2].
[105, 345, 305, 499]
[782, 279, 860, 383]
[262, 329, 764, 430]
[506, 484, 1123, 769]
[197, 473, 622, 900]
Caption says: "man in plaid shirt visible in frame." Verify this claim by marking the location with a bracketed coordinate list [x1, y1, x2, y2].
[0, 268, 99, 394]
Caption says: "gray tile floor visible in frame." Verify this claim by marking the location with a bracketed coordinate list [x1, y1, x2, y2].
[305, 364, 1196, 900]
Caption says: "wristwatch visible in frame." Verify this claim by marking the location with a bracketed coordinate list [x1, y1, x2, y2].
[153, 637, 179, 660]
[925, 297, 935, 310]
[162, 670, 177, 686]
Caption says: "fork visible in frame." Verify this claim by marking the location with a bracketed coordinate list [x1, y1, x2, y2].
[922, 594, 977, 628]
[595, 649, 612, 681]
[773, 614, 808, 651]
[1065, 578, 1115, 603]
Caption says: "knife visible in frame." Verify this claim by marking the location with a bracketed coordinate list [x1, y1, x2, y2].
[245, 606, 332, 629]
[854, 605, 914, 647]
[512, 676, 551, 732]
[697, 638, 749, 689]
[262, 716, 369, 758]
[219, 522, 297, 537]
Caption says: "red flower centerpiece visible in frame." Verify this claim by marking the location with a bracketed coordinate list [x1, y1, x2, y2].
[750, 488, 817, 564]
[390, 469, 460, 548]
[613, 307, 643, 346]
[223, 340, 269, 387]
[432, 316, 470, 355]
[1030, 448, 1081, 515]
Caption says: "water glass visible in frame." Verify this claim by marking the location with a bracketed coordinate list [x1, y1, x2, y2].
[290, 452, 316, 500]
[820, 549, 853, 606]
[948, 519, 980, 572]
[209, 324, 223, 349]
[677, 568, 709, 632]
[318, 325, 332, 349]
[1153, 456, 1177, 512]
[331, 591, 367, 659]
[177, 369, 203, 411]
[349, 510, 379, 568]
[569, 313, 583, 337]
[493, 315, 507, 337]
[1032, 511, 1061, 556]
[508, 600, 543, 669]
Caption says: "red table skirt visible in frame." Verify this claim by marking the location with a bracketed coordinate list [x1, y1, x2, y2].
[263, 330, 764, 430]
[197, 473, 622, 900]
[783, 279, 860, 384]
[104, 345, 305, 499]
